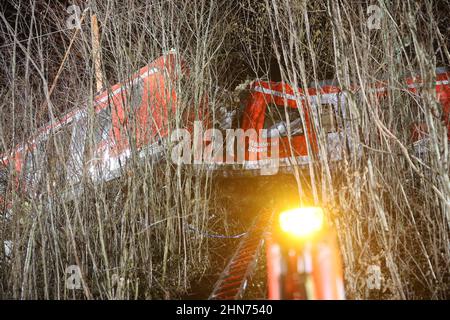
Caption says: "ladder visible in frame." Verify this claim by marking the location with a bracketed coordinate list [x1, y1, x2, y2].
[209, 211, 273, 300]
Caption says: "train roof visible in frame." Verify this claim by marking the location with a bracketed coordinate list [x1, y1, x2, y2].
[0, 52, 183, 166]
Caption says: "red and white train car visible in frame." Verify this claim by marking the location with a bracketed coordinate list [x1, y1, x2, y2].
[0, 58, 449, 203]
[235, 68, 449, 175]
[0, 51, 187, 206]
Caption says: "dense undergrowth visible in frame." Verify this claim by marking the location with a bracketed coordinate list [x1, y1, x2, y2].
[0, 0, 449, 299]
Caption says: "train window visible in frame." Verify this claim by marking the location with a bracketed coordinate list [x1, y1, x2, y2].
[127, 77, 144, 111]
[23, 142, 46, 188]
[319, 103, 338, 133]
[67, 113, 87, 183]
[263, 103, 304, 138]
[46, 126, 73, 186]
[0, 166, 9, 194]
[93, 107, 112, 145]
[72, 114, 87, 153]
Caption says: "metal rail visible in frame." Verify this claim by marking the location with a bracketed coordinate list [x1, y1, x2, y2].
[209, 211, 273, 300]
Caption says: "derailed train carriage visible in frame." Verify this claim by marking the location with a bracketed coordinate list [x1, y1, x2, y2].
[0, 51, 188, 205]
[0, 50, 449, 206]
[0, 51, 449, 299]
[216, 67, 449, 177]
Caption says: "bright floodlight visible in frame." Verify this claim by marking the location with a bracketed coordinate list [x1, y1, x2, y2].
[279, 207, 324, 238]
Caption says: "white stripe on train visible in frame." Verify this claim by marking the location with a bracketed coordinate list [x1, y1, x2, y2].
[253, 78, 449, 103]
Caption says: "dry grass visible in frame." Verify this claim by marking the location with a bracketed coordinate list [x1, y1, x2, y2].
[0, 0, 449, 299]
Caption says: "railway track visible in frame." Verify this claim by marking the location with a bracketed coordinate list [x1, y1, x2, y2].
[209, 211, 274, 300]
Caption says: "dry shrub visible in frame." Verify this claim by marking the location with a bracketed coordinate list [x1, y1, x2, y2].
[0, 0, 449, 299]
